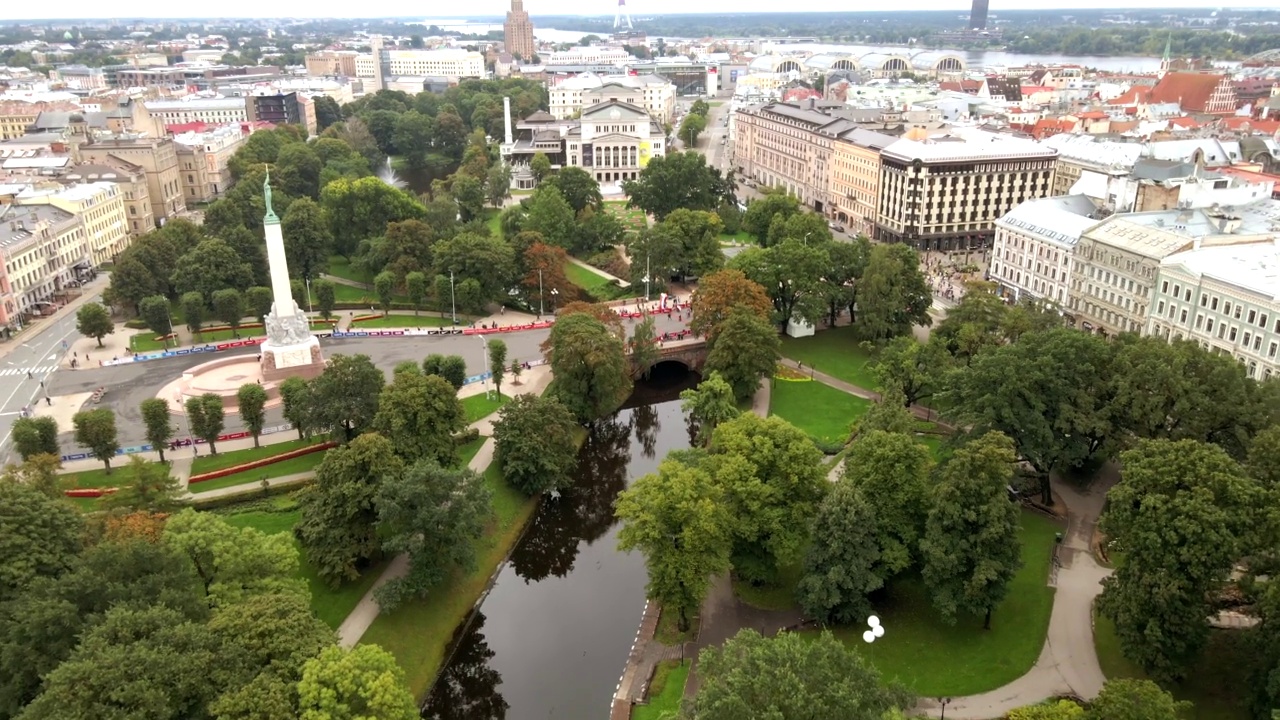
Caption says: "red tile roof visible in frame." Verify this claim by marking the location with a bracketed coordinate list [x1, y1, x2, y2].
[1168, 116, 1201, 129]
[1220, 116, 1280, 134]
[1106, 86, 1152, 106]
[1148, 72, 1228, 113]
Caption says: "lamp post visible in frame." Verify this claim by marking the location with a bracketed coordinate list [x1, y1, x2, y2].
[937, 698, 953, 720]
[644, 253, 651, 302]
[305, 277, 313, 314]
[478, 334, 492, 399]
[537, 268, 544, 318]
[449, 271, 457, 325]
[550, 287, 560, 313]
[165, 306, 175, 349]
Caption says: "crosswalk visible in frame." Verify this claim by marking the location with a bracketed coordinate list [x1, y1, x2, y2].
[0, 365, 59, 378]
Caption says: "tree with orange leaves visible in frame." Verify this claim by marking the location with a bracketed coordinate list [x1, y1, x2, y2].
[522, 242, 572, 317]
[690, 269, 774, 341]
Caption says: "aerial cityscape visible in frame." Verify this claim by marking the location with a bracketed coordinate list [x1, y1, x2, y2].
[0, 2, 1278, 719]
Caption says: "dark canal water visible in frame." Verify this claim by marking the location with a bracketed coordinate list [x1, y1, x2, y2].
[422, 363, 700, 720]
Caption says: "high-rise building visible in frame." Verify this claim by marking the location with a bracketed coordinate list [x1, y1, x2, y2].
[969, 0, 989, 29]
[505, 0, 536, 63]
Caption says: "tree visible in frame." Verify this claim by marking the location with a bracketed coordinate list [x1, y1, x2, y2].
[405, 271, 427, 316]
[282, 197, 332, 281]
[246, 286, 274, 324]
[641, 208, 725, 280]
[184, 393, 225, 455]
[872, 335, 948, 407]
[164, 508, 306, 607]
[741, 191, 800, 245]
[857, 243, 932, 340]
[279, 376, 314, 440]
[1086, 679, 1192, 720]
[373, 460, 491, 609]
[542, 166, 602, 215]
[296, 433, 403, 585]
[622, 151, 734, 221]
[799, 483, 886, 625]
[212, 287, 245, 336]
[687, 629, 909, 720]
[522, 242, 571, 316]
[432, 232, 516, 310]
[487, 338, 508, 397]
[372, 370, 464, 466]
[423, 353, 468, 391]
[855, 385, 916, 436]
[529, 151, 551, 182]
[374, 270, 395, 315]
[237, 383, 269, 448]
[920, 431, 1022, 629]
[492, 395, 580, 495]
[138, 294, 174, 345]
[0, 479, 82, 603]
[842, 430, 933, 575]
[709, 414, 827, 584]
[392, 110, 433, 168]
[520, 185, 576, 249]
[822, 238, 871, 327]
[1008, 701, 1085, 720]
[679, 111, 707, 146]
[297, 644, 418, 720]
[486, 163, 511, 208]
[545, 312, 632, 423]
[729, 240, 830, 332]
[180, 291, 206, 339]
[320, 176, 425, 258]
[313, 279, 336, 321]
[141, 401, 173, 463]
[680, 372, 740, 448]
[72, 408, 120, 473]
[11, 416, 58, 460]
[103, 456, 184, 513]
[628, 315, 660, 379]
[310, 354, 385, 441]
[452, 173, 486, 222]
[172, 238, 255, 303]
[1098, 439, 1262, 682]
[314, 95, 342, 131]
[616, 457, 732, 631]
[689, 269, 773, 341]
[106, 256, 165, 314]
[704, 307, 780, 402]
[75, 302, 113, 348]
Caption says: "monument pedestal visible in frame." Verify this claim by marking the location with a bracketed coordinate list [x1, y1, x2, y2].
[260, 335, 325, 383]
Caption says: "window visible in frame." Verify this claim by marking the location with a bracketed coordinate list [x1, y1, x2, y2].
[1230, 327, 1238, 342]
[1224, 302, 1232, 315]
[1196, 315, 1204, 329]
[1180, 309, 1188, 324]
[1270, 342, 1277, 359]
[1235, 305, 1243, 320]
[1212, 297, 1220, 310]
[1248, 309, 1258, 324]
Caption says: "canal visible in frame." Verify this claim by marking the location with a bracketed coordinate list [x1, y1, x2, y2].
[422, 363, 700, 720]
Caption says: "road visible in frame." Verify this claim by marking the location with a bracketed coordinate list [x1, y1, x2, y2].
[0, 304, 84, 461]
[44, 308, 694, 452]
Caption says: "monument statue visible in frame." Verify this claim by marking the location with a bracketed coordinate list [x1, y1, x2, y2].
[263, 167, 278, 222]
[257, 172, 324, 381]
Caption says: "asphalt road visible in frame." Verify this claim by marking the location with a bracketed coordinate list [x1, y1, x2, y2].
[0, 306, 83, 460]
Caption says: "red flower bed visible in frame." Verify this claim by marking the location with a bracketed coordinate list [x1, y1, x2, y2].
[186, 441, 335, 485]
[351, 314, 383, 323]
[64, 487, 118, 498]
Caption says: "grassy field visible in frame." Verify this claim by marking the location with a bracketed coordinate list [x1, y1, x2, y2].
[58, 465, 127, 489]
[565, 260, 615, 293]
[604, 201, 649, 233]
[350, 314, 451, 329]
[461, 392, 511, 423]
[718, 230, 752, 245]
[779, 326, 880, 392]
[456, 435, 488, 468]
[634, 660, 691, 720]
[734, 561, 806, 612]
[1093, 612, 1252, 720]
[190, 438, 322, 475]
[485, 209, 502, 238]
[326, 255, 370, 285]
[768, 378, 871, 445]
[129, 332, 175, 352]
[188, 450, 327, 494]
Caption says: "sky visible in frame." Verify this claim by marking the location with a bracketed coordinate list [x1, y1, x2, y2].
[5, 1, 1277, 21]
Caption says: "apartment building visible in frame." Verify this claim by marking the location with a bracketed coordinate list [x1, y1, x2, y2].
[0, 203, 90, 321]
[990, 194, 1102, 307]
[245, 92, 315, 136]
[356, 49, 485, 82]
[875, 129, 1057, 251]
[1039, 133, 1143, 197]
[305, 50, 359, 77]
[830, 129, 897, 238]
[52, 64, 107, 90]
[63, 160, 154, 236]
[21, 182, 130, 267]
[1146, 240, 1280, 381]
[173, 124, 246, 204]
[78, 135, 186, 227]
[549, 74, 677, 123]
[144, 97, 247, 129]
[0, 101, 81, 141]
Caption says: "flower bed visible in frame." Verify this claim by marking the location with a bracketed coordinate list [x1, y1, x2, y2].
[351, 313, 382, 322]
[64, 487, 118, 498]
[187, 441, 335, 485]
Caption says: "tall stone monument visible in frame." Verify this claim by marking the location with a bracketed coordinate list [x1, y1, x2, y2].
[259, 171, 324, 382]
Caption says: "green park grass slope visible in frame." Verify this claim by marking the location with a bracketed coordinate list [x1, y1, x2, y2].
[190, 438, 321, 475]
[565, 259, 614, 293]
[633, 660, 691, 720]
[188, 451, 328, 494]
[779, 325, 880, 392]
[768, 378, 870, 446]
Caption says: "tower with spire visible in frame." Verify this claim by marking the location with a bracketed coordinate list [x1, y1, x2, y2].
[504, 0, 536, 62]
[614, 0, 632, 30]
[258, 170, 324, 382]
[1160, 33, 1173, 77]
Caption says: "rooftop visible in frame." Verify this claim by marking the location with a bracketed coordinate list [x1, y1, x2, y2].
[883, 128, 1056, 163]
[1040, 133, 1143, 170]
[1085, 215, 1196, 259]
[997, 195, 1102, 248]
[0, 202, 77, 249]
[1163, 240, 1280, 301]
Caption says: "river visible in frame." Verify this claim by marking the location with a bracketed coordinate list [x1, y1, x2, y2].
[421, 363, 700, 720]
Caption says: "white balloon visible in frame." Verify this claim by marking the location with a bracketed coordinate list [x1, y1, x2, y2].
[873, 625, 885, 638]
[862, 630, 875, 643]
[867, 615, 880, 628]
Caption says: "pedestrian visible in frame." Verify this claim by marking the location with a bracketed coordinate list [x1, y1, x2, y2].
[45, 396, 51, 406]
[26, 371, 32, 379]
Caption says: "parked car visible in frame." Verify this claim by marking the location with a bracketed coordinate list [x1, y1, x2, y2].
[828, 222, 845, 233]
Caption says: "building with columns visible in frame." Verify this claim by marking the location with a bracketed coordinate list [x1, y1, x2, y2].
[505, 0, 536, 62]
[566, 100, 666, 183]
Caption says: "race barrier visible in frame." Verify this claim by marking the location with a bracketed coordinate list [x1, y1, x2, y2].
[60, 422, 297, 464]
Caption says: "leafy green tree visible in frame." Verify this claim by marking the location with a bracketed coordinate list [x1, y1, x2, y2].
[843, 430, 933, 575]
[106, 256, 166, 313]
[545, 312, 632, 423]
[872, 335, 948, 407]
[237, 383, 269, 448]
[320, 176, 426, 258]
[423, 353, 468, 390]
[920, 431, 1022, 628]
[246, 286, 274, 324]
[373, 270, 395, 315]
[75, 302, 113, 348]
[729, 240, 830, 332]
[373, 460, 491, 609]
[520, 185, 576, 249]
[185, 393, 226, 455]
[1086, 678, 1193, 720]
[11, 416, 58, 460]
[372, 371, 464, 466]
[279, 376, 314, 440]
[622, 151, 734, 221]
[0, 479, 82, 602]
[680, 372, 740, 448]
[432, 232, 516, 308]
[452, 174, 486, 222]
[710, 414, 827, 584]
[282, 196, 332, 280]
[626, 316, 659, 379]
[1249, 425, 1280, 490]
[529, 151, 551, 182]
[687, 629, 909, 720]
[855, 385, 916, 437]
[310, 354, 385, 441]
[172, 238, 255, 303]
[180, 291, 206, 339]
[1008, 701, 1085, 720]
[296, 433, 404, 586]
[486, 163, 512, 208]
[857, 243, 932, 340]
[821, 238, 871, 327]
[492, 395, 580, 495]
[313, 279, 335, 321]
[72, 408, 120, 473]
[138, 294, 174, 345]
[392, 110, 433, 168]
[103, 456, 184, 513]
[1099, 439, 1263, 682]
[405, 271, 427, 316]
[486, 338, 508, 397]
[799, 483, 886, 624]
[689, 268, 774, 341]
[212, 287, 245, 335]
[704, 307, 780, 402]
[636, 208, 724, 281]
[164, 508, 307, 607]
[542, 166, 603, 215]
[679, 111, 707, 146]
[741, 191, 801, 245]
[617, 457, 732, 631]
[297, 644, 418, 720]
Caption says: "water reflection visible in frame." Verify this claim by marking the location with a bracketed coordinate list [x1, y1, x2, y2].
[421, 612, 507, 720]
[632, 403, 659, 460]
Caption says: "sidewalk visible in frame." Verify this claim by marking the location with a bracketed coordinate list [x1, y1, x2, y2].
[0, 274, 109, 364]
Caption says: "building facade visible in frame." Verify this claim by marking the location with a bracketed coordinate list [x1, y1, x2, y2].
[173, 125, 246, 205]
[733, 101, 859, 214]
[504, 0, 536, 62]
[63, 161, 154, 236]
[22, 182, 130, 267]
[875, 130, 1057, 251]
[78, 136, 186, 227]
[144, 97, 248, 128]
[830, 129, 896, 237]
[245, 92, 315, 136]
[0, 203, 91, 323]
[990, 194, 1101, 308]
[564, 100, 666, 183]
[305, 50, 360, 77]
[549, 75, 676, 123]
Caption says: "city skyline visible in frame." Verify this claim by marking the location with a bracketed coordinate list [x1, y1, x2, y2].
[5, 1, 1279, 21]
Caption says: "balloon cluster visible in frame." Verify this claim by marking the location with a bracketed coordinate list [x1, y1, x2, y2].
[862, 615, 886, 644]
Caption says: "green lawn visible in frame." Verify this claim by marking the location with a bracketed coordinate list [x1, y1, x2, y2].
[634, 660, 691, 720]
[462, 392, 511, 423]
[780, 326, 880, 392]
[1094, 612, 1252, 720]
[326, 255, 371, 285]
[768, 379, 871, 445]
[350, 314, 451, 329]
[734, 560, 806, 611]
[188, 451, 328, 494]
[565, 260, 614, 293]
[485, 209, 502, 238]
[802, 510, 1060, 697]
[456, 435, 488, 468]
[190, 438, 322, 476]
[58, 465, 126, 489]
[718, 230, 752, 245]
[195, 327, 266, 344]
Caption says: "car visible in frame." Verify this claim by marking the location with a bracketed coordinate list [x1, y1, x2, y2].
[828, 222, 845, 233]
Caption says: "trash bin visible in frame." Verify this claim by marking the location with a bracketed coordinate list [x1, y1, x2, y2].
[1055, 533, 1063, 544]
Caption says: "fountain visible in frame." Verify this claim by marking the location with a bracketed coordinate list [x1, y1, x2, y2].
[378, 156, 406, 189]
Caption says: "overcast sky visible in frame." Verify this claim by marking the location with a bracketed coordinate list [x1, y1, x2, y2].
[7, 1, 1272, 21]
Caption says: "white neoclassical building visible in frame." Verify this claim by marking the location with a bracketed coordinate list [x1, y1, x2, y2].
[548, 73, 676, 123]
[565, 100, 666, 184]
[990, 194, 1103, 308]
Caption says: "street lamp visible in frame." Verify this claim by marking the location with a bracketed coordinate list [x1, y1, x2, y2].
[537, 268, 544, 318]
[644, 253, 651, 302]
[550, 288, 560, 313]
[478, 334, 493, 399]
[165, 306, 175, 349]
[305, 277, 313, 314]
[449, 271, 457, 325]
[937, 698, 953, 720]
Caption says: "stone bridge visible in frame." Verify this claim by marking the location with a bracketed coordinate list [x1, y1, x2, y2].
[631, 338, 708, 373]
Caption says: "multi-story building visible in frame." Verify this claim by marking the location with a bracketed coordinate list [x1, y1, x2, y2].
[20, 182, 130, 267]
[63, 160, 154, 236]
[0, 202, 91, 321]
[144, 97, 248, 129]
[875, 129, 1057, 251]
[545, 46, 631, 66]
[504, 0, 536, 62]
[1039, 133, 1143, 197]
[173, 124, 246, 205]
[52, 64, 107, 90]
[245, 92, 315, 136]
[1147, 72, 1239, 115]
[78, 135, 185, 227]
[305, 50, 360, 77]
[548, 74, 677, 123]
[830, 129, 897, 237]
[564, 100, 667, 183]
[385, 49, 485, 79]
[0, 101, 81, 140]
[1146, 240, 1280, 381]
[990, 194, 1102, 307]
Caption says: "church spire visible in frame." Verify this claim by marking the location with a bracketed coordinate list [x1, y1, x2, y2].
[1160, 32, 1173, 77]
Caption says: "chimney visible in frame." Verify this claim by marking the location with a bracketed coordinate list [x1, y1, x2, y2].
[504, 96, 513, 145]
